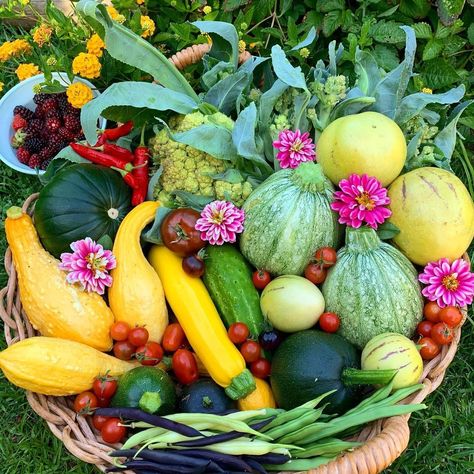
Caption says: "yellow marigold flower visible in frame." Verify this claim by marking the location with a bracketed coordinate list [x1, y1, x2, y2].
[238, 39, 246, 53]
[16, 63, 40, 81]
[87, 34, 105, 57]
[136, 0, 144, 4]
[67, 82, 94, 109]
[72, 52, 101, 79]
[10, 39, 32, 56]
[422, 87, 433, 94]
[299, 47, 310, 58]
[106, 6, 126, 24]
[33, 24, 53, 47]
[0, 42, 13, 62]
[140, 15, 156, 38]
[203, 5, 212, 14]
[46, 56, 57, 66]
[0, 82, 4, 93]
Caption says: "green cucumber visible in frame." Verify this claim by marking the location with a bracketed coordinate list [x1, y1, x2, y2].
[203, 244, 265, 338]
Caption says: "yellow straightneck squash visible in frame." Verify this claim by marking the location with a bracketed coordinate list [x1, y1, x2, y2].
[388, 167, 474, 265]
[5, 206, 114, 351]
[237, 378, 276, 411]
[0, 337, 135, 396]
[148, 245, 255, 400]
[109, 201, 168, 342]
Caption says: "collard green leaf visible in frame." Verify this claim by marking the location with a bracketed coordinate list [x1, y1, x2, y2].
[330, 96, 376, 121]
[202, 61, 233, 89]
[355, 49, 382, 96]
[328, 40, 344, 76]
[81, 82, 198, 145]
[437, 0, 466, 26]
[271, 45, 308, 90]
[212, 169, 244, 183]
[203, 70, 250, 114]
[422, 38, 445, 61]
[291, 27, 318, 51]
[421, 59, 461, 89]
[258, 79, 289, 126]
[141, 206, 173, 245]
[172, 191, 214, 211]
[406, 130, 423, 162]
[238, 56, 269, 75]
[376, 221, 400, 240]
[232, 103, 265, 164]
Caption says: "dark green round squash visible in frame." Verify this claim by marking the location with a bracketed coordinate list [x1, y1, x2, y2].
[179, 379, 235, 414]
[34, 164, 132, 257]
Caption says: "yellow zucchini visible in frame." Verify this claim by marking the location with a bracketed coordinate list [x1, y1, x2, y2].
[148, 245, 255, 400]
[0, 337, 135, 396]
[5, 207, 114, 351]
[109, 201, 168, 342]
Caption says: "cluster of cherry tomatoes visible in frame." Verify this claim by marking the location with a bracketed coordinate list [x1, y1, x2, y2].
[416, 302, 463, 360]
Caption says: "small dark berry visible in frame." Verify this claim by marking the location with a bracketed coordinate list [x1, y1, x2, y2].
[13, 105, 34, 120]
[24, 136, 46, 153]
[46, 117, 62, 132]
[28, 154, 42, 168]
[16, 147, 31, 164]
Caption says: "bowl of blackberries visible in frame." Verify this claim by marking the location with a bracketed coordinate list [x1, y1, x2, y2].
[0, 73, 100, 175]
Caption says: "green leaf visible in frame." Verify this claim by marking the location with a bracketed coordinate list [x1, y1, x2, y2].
[355, 49, 382, 96]
[97, 234, 113, 250]
[202, 61, 233, 89]
[203, 71, 250, 114]
[330, 95, 376, 121]
[370, 20, 406, 44]
[316, 0, 345, 12]
[270, 45, 307, 90]
[291, 26, 317, 51]
[322, 11, 342, 37]
[443, 36, 467, 55]
[141, 206, 172, 245]
[468, 23, 474, 45]
[422, 39, 445, 61]
[372, 44, 400, 71]
[223, 0, 250, 12]
[421, 58, 461, 89]
[81, 82, 198, 145]
[172, 191, 214, 211]
[399, 0, 431, 18]
[258, 79, 289, 126]
[437, 0, 466, 26]
[378, 4, 400, 18]
[212, 169, 245, 183]
[377, 221, 400, 240]
[413, 22, 432, 39]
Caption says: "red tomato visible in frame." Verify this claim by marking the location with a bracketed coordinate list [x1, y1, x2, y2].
[419, 337, 441, 360]
[113, 341, 135, 360]
[182, 255, 205, 277]
[128, 327, 149, 347]
[92, 376, 118, 399]
[314, 247, 337, 268]
[439, 306, 463, 328]
[228, 322, 250, 344]
[96, 397, 111, 408]
[92, 414, 109, 431]
[73, 391, 98, 414]
[423, 301, 442, 323]
[162, 323, 186, 352]
[319, 312, 340, 333]
[416, 320, 434, 337]
[172, 349, 199, 384]
[304, 263, 327, 285]
[252, 270, 271, 290]
[110, 321, 131, 341]
[431, 322, 454, 345]
[250, 358, 271, 378]
[136, 342, 164, 366]
[161, 208, 205, 257]
[101, 418, 127, 444]
[240, 340, 261, 363]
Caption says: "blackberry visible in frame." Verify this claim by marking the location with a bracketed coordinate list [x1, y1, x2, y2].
[38, 147, 55, 162]
[25, 119, 44, 136]
[28, 154, 42, 168]
[16, 147, 31, 164]
[42, 97, 58, 114]
[64, 114, 81, 131]
[46, 116, 62, 133]
[45, 109, 61, 120]
[24, 136, 46, 153]
[58, 127, 77, 141]
[33, 93, 50, 105]
[33, 102, 46, 118]
[13, 105, 34, 120]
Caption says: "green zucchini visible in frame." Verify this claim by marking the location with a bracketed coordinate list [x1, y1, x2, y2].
[203, 244, 265, 338]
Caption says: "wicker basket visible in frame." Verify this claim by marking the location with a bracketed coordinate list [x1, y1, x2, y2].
[0, 47, 468, 473]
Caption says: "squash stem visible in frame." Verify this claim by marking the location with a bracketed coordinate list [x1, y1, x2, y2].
[139, 392, 163, 414]
[341, 368, 397, 387]
[225, 369, 256, 400]
[290, 162, 328, 194]
[6, 206, 23, 220]
[345, 227, 381, 253]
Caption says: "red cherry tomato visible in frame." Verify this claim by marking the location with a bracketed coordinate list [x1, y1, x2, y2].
[431, 322, 454, 345]
[73, 391, 98, 414]
[304, 263, 327, 284]
[419, 337, 441, 360]
[101, 418, 127, 444]
[113, 341, 135, 360]
[136, 342, 164, 366]
[182, 255, 205, 277]
[172, 349, 199, 384]
[439, 306, 463, 328]
[92, 376, 118, 399]
[423, 301, 442, 323]
[128, 327, 149, 347]
[228, 322, 250, 344]
[252, 270, 271, 290]
[92, 414, 109, 430]
[240, 340, 261, 363]
[96, 397, 111, 408]
[161, 208, 205, 257]
[314, 247, 337, 268]
[110, 321, 131, 341]
[318, 312, 340, 333]
[416, 320, 434, 337]
[162, 323, 186, 352]
[250, 358, 271, 378]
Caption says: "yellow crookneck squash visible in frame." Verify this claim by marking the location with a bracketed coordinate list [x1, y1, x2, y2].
[5, 206, 114, 351]
[109, 201, 168, 342]
[148, 245, 256, 400]
[237, 378, 276, 411]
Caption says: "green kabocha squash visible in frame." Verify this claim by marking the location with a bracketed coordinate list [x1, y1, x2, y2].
[240, 162, 341, 276]
[34, 164, 132, 257]
[322, 226, 423, 349]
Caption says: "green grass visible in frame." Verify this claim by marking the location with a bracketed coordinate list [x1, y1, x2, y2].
[1, 160, 473, 473]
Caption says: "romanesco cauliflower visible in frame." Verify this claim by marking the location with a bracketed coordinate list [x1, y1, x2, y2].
[310, 75, 347, 108]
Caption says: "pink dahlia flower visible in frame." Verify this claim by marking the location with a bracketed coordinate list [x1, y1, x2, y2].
[195, 200, 245, 245]
[272, 129, 316, 169]
[419, 258, 474, 308]
[59, 237, 116, 295]
[331, 174, 392, 229]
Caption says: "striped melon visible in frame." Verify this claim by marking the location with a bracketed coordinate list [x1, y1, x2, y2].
[239, 162, 341, 276]
[322, 226, 423, 349]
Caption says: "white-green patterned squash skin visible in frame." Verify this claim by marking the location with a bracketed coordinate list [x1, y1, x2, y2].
[240, 162, 341, 276]
[322, 226, 423, 349]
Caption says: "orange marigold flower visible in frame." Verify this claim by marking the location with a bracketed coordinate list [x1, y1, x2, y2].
[72, 52, 101, 79]
[15, 63, 40, 81]
[10, 39, 32, 55]
[33, 24, 53, 47]
[67, 82, 94, 109]
[86, 34, 105, 57]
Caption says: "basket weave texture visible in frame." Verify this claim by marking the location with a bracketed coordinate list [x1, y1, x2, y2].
[0, 46, 469, 474]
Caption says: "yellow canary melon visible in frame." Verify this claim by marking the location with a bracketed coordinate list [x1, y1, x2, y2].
[317, 112, 407, 186]
[388, 167, 474, 265]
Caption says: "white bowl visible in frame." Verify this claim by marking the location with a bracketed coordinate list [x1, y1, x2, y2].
[0, 73, 102, 175]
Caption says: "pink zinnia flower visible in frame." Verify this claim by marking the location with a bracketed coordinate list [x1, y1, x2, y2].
[195, 200, 245, 245]
[59, 237, 116, 295]
[419, 258, 474, 308]
[272, 129, 316, 169]
[331, 174, 392, 229]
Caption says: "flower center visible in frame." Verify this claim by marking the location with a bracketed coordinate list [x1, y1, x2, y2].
[210, 210, 225, 225]
[290, 139, 303, 152]
[442, 274, 459, 291]
[86, 253, 106, 273]
[355, 191, 375, 210]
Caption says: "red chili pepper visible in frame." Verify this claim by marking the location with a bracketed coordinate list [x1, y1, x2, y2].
[102, 121, 134, 141]
[112, 167, 140, 189]
[96, 143, 134, 162]
[131, 125, 150, 206]
[70, 143, 129, 169]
